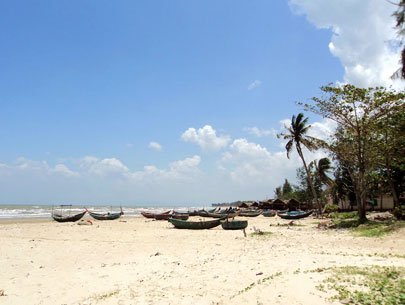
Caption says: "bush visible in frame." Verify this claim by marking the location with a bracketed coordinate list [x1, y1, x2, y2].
[323, 203, 339, 214]
[392, 206, 405, 220]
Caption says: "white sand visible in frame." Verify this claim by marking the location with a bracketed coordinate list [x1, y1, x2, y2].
[0, 216, 404, 305]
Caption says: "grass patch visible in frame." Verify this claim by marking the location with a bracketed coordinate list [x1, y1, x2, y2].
[233, 272, 282, 297]
[332, 218, 361, 229]
[250, 231, 273, 237]
[92, 289, 120, 301]
[329, 211, 358, 220]
[318, 266, 405, 305]
[353, 221, 405, 237]
[329, 216, 405, 237]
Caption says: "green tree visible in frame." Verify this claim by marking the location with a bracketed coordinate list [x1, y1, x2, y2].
[274, 186, 282, 199]
[303, 84, 404, 222]
[310, 157, 334, 205]
[282, 179, 293, 197]
[278, 113, 323, 213]
[373, 106, 405, 207]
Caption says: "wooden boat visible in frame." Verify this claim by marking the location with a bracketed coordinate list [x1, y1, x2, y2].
[262, 210, 276, 217]
[198, 209, 240, 219]
[87, 208, 123, 220]
[52, 210, 87, 222]
[171, 212, 189, 220]
[221, 220, 248, 230]
[154, 213, 172, 220]
[239, 209, 263, 217]
[141, 210, 171, 219]
[188, 210, 199, 216]
[277, 210, 313, 220]
[168, 218, 223, 230]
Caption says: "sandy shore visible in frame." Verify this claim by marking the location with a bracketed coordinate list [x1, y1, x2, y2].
[0, 215, 404, 305]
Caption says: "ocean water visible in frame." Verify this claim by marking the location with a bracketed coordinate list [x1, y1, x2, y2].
[0, 204, 204, 219]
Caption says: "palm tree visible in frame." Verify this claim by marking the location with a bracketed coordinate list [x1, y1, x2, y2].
[310, 157, 334, 207]
[278, 113, 322, 214]
[310, 157, 333, 187]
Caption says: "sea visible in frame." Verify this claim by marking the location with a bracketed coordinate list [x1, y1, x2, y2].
[0, 204, 204, 220]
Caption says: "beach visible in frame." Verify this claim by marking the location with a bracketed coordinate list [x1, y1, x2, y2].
[0, 215, 404, 305]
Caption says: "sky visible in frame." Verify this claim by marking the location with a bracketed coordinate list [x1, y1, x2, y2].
[0, 0, 403, 205]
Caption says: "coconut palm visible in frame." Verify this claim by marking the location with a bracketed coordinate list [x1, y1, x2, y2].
[310, 157, 334, 208]
[278, 113, 322, 213]
[310, 157, 333, 187]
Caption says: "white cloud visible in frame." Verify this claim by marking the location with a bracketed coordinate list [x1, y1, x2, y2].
[248, 80, 262, 90]
[308, 118, 337, 141]
[244, 126, 276, 138]
[289, 0, 405, 89]
[50, 164, 80, 177]
[181, 125, 231, 151]
[219, 138, 297, 185]
[169, 155, 201, 173]
[219, 138, 328, 188]
[148, 141, 162, 151]
[79, 156, 129, 177]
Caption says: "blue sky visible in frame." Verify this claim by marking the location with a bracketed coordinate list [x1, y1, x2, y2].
[0, 0, 402, 205]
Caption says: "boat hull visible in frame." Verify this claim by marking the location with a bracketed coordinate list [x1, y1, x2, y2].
[221, 220, 248, 230]
[239, 210, 263, 217]
[168, 218, 223, 229]
[277, 210, 313, 219]
[88, 212, 122, 220]
[262, 210, 276, 217]
[52, 211, 87, 223]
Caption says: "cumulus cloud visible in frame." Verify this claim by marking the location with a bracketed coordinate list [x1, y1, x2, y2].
[248, 80, 262, 90]
[307, 118, 337, 141]
[219, 137, 328, 188]
[220, 138, 296, 185]
[0, 157, 80, 178]
[50, 164, 80, 177]
[181, 125, 231, 151]
[244, 126, 276, 138]
[148, 141, 162, 151]
[289, 0, 404, 88]
[80, 156, 129, 177]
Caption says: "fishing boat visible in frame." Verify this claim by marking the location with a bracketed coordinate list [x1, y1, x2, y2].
[198, 208, 240, 219]
[171, 212, 189, 220]
[221, 219, 248, 230]
[168, 218, 223, 230]
[277, 210, 313, 220]
[87, 207, 123, 220]
[154, 213, 172, 220]
[262, 210, 276, 217]
[239, 209, 263, 217]
[141, 210, 171, 219]
[52, 205, 87, 222]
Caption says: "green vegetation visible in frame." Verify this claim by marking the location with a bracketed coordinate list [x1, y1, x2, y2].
[250, 230, 272, 237]
[330, 211, 358, 220]
[323, 203, 338, 213]
[276, 85, 404, 223]
[234, 272, 283, 297]
[92, 289, 120, 301]
[353, 221, 405, 237]
[319, 266, 405, 305]
[327, 212, 405, 237]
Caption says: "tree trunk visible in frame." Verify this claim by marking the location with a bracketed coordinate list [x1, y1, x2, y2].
[356, 172, 367, 223]
[388, 176, 400, 208]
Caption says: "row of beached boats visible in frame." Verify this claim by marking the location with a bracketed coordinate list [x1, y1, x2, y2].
[141, 207, 314, 230]
[51, 205, 313, 229]
[51, 206, 124, 222]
